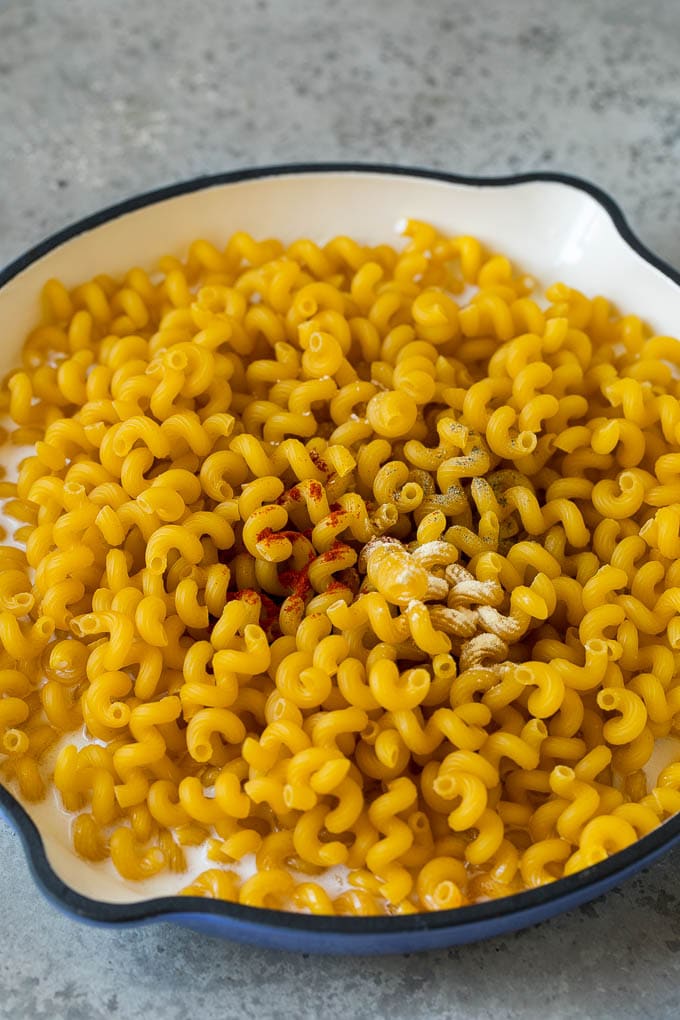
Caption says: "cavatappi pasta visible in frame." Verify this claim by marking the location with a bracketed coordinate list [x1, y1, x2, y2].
[2, 221, 680, 915]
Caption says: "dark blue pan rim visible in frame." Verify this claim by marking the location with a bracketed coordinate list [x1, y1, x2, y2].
[1, 161, 680, 937]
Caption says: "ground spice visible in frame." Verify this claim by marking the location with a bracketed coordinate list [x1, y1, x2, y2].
[279, 563, 312, 600]
[323, 540, 348, 562]
[308, 449, 329, 473]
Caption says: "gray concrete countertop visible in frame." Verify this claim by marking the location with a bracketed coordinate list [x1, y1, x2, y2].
[1, 1, 680, 1017]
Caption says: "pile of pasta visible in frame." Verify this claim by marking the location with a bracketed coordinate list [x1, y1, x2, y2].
[2, 220, 680, 916]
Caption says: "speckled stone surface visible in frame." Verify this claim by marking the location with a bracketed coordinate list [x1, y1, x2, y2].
[1, 1, 680, 1017]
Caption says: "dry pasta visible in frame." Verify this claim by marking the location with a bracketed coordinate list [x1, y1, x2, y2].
[2, 220, 680, 916]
